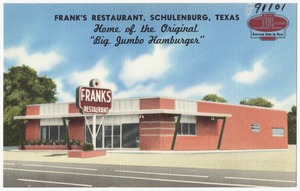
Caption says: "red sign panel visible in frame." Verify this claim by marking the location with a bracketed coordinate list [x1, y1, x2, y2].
[76, 86, 112, 114]
[248, 13, 288, 41]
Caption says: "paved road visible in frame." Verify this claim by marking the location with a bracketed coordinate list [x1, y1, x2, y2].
[3, 160, 296, 187]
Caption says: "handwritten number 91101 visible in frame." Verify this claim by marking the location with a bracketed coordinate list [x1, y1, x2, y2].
[255, 3, 286, 14]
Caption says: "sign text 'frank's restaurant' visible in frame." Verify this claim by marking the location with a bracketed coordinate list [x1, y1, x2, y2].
[76, 79, 112, 114]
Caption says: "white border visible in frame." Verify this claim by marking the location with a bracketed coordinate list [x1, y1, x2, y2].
[1, 1, 298, 191]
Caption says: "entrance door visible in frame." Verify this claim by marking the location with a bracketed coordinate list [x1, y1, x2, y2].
[113, 125, 121, 148]
[104, 125, 121, 148]
[104, 125, 112, 148]
[96, 125, 102, 148]
[86, 123, 139, 149]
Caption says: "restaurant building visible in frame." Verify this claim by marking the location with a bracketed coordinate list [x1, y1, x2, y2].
[14, 97, 288, 150]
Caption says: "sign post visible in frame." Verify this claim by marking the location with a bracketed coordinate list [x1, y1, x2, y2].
[92, 114, 96, 150]
[76, 79, 112, 150]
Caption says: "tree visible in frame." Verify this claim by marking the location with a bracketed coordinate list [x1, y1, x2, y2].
[202, 94, 227, 103]
[240, 97, 273, 108]
[288, 106, 296, 144]
[4, 65, 57, 146]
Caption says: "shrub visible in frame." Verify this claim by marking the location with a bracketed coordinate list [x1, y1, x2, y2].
[60, 140, 66, 145]
[28, 140, 35, 145]
[48, 140, 54, 145]
[74, 140, 81, 145]
[54, 140, 61, 145]
[69, 139, 74, 145]
[82, 143, 93, 151]
[36, 141, 41, 145]
[42, 140, 47, 145]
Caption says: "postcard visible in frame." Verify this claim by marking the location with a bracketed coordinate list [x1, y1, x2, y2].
[2, 1, 297, 188]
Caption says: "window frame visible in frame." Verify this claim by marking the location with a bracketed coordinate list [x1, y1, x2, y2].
[272, 128, 284, 137]
[177, 123, 197, 136]
[251, 123, 260, 133]
[40, 125, 65, 141]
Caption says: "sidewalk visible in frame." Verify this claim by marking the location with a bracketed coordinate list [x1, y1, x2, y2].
[3, 145, 297, 172]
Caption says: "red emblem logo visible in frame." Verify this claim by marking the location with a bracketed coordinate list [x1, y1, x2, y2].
[248, 13, 288, 41]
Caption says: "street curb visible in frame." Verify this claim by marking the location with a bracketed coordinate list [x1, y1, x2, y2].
[106, 148, 289, 154]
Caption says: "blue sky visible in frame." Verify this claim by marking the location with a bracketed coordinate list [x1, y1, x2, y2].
[3, 3, 297, 111]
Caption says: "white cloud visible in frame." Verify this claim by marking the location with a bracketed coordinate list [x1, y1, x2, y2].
[4, 46, 64, 73]
[268, 93, 296, 111]
[115, 83, 222, 99]
[172, 83, 223, 98]
[233, 60, 267, 84]
[68, 60, 117, 92]
[54, 78, 75, 103]
[119, 45, 172, 87]
[115, 84, 157, 98]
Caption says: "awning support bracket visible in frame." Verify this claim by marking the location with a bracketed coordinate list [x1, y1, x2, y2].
[171, 114, 181, 151]
[217, 117, 227, 150]
[84, 116, 93, 138]
[84, 115, 105, 150]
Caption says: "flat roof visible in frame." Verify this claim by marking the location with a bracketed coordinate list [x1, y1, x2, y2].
[25, 96, 287, 112]
[14, 109, 232, 120]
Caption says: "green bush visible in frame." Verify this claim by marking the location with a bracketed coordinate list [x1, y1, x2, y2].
[82, 143, 93, 151]
[60, 140, 66, 145]
[48, 140, 54, 145]
[54, 140, 61, 145]
[74, 140, 81, 145]
[42, 140, 47, 145]
[36, 140, 41, 145]
[28, 140, 35, 145]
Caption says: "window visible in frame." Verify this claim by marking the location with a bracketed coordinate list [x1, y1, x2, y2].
[122, 124, 139, 148]
[60, 126, 66, 141]
[182, 123, 189, 134]
[251, 124, 260, 132]
[41, 126, 49, 142]
[50, 126, 59, 140]
[104, 125, 112, 148]
[113, 125, 121, 148]
[178, 123, 196, 135]
[272, 128, 284, 137]
[41, 125, 66, 142]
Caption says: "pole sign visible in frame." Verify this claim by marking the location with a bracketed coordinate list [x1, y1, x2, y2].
[76, 79, 112, 114]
